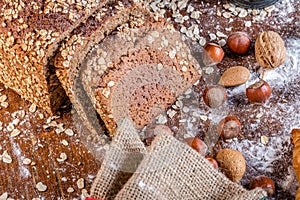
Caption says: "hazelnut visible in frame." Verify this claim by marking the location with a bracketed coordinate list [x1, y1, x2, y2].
[203, 43, 224, 66]
[246, 80, 272, 103]
[203, 85, 227, 108]
[205, 155, 219, 169]
[249, 175, 275, 196]
[218, 116, 241, 140]
[227, 32, 251, 55]
[145, 124, 173, 146]
[184, 137, 207, 155]
[216, 148, 246, 182]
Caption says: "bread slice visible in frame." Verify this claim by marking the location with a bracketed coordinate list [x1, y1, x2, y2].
[81, 20, 202, 135]
[0, 0, 107, 114]
[54, 2, 152, 137]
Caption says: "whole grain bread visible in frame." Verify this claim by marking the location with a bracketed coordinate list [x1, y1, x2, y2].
[0, 0, 107, 114]
[81, 20, 202, 135]
[54, 1, 151, 138]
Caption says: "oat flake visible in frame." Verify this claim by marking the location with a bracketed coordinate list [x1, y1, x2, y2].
[67, 187, 74, 193]
[23, 158, 31, 165]
[29, 103, 37, 113]
[10, 129, 21, 137]
[77, 178, 85, 189]
[57, 153, 67, 162]
[2, 151, 12, 163]
[65, 128, 74, 136]
[36, 182, 47, 192]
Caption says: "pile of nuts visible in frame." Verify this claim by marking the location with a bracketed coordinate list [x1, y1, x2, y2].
[144, 30, 286, 196]
[196, 30, 286, 196]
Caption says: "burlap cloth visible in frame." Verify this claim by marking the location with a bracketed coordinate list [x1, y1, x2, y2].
[90, 118, 266, 199]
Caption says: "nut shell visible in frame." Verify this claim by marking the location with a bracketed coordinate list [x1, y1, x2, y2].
[218, 116, 241, 140]
[246, 80, 272, 103]
[227, 32, 251, 55]
[205, 155, 219, 169]
[218, 66, 250, 87]
[203, 85, 227, 108]
[216, 148, 246, 182]
[255, 31, 286, 68]
[203, 43, 224, 66]
[184, 137, 207, 155]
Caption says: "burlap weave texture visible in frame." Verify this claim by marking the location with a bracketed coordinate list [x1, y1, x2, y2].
[91, 118, 266, 200]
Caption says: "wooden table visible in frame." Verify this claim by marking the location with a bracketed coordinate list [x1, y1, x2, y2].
[0, 0, 299, 199]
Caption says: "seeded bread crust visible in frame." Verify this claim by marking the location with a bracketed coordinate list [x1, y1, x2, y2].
[82, 20, 202, 134]
[54, 2, 151, 138]
[0, 0, 108, 114]
[54, 1, 148, 98]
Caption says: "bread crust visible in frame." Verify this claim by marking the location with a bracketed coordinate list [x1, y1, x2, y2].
[0, 0, 106, 114]
[82, 19, 201, 135]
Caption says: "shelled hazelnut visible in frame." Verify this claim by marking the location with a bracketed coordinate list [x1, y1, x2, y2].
[184, 137, 207, 155]
[227, 32, 251, 55]
[205, 155, 219, 169]
[218, 116, 242, 140]
[249, 175, 275, 196]
[202, 85, 227, 108]
[203, 43, 224, 66]
[246, 80, 272, 103]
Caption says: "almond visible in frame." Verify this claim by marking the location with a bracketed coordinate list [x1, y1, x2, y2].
[218, 66, 250, 87]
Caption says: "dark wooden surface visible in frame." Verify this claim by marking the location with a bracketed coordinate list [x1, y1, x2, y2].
[0, 0, 299, 199]
[0, 83, 101, 199]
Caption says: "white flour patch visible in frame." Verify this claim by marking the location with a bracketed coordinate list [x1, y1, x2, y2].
[11, 139, 31, 178]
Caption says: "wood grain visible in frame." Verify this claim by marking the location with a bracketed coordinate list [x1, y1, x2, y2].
[0, 83, 101, 199]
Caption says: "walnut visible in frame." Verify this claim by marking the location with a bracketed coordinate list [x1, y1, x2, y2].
[255, 31, 286, 68]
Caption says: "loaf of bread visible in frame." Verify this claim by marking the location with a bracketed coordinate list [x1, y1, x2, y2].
[81, 18, 202, 134]
[54, 1, 150, 137]
[0, 0, 106, 114]
[0, 0, 201, 137]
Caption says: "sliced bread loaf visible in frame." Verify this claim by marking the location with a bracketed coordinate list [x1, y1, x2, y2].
[54, 2, 151, 138]
[0, 0, 106, 114]
[81, 20, 202, 134]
